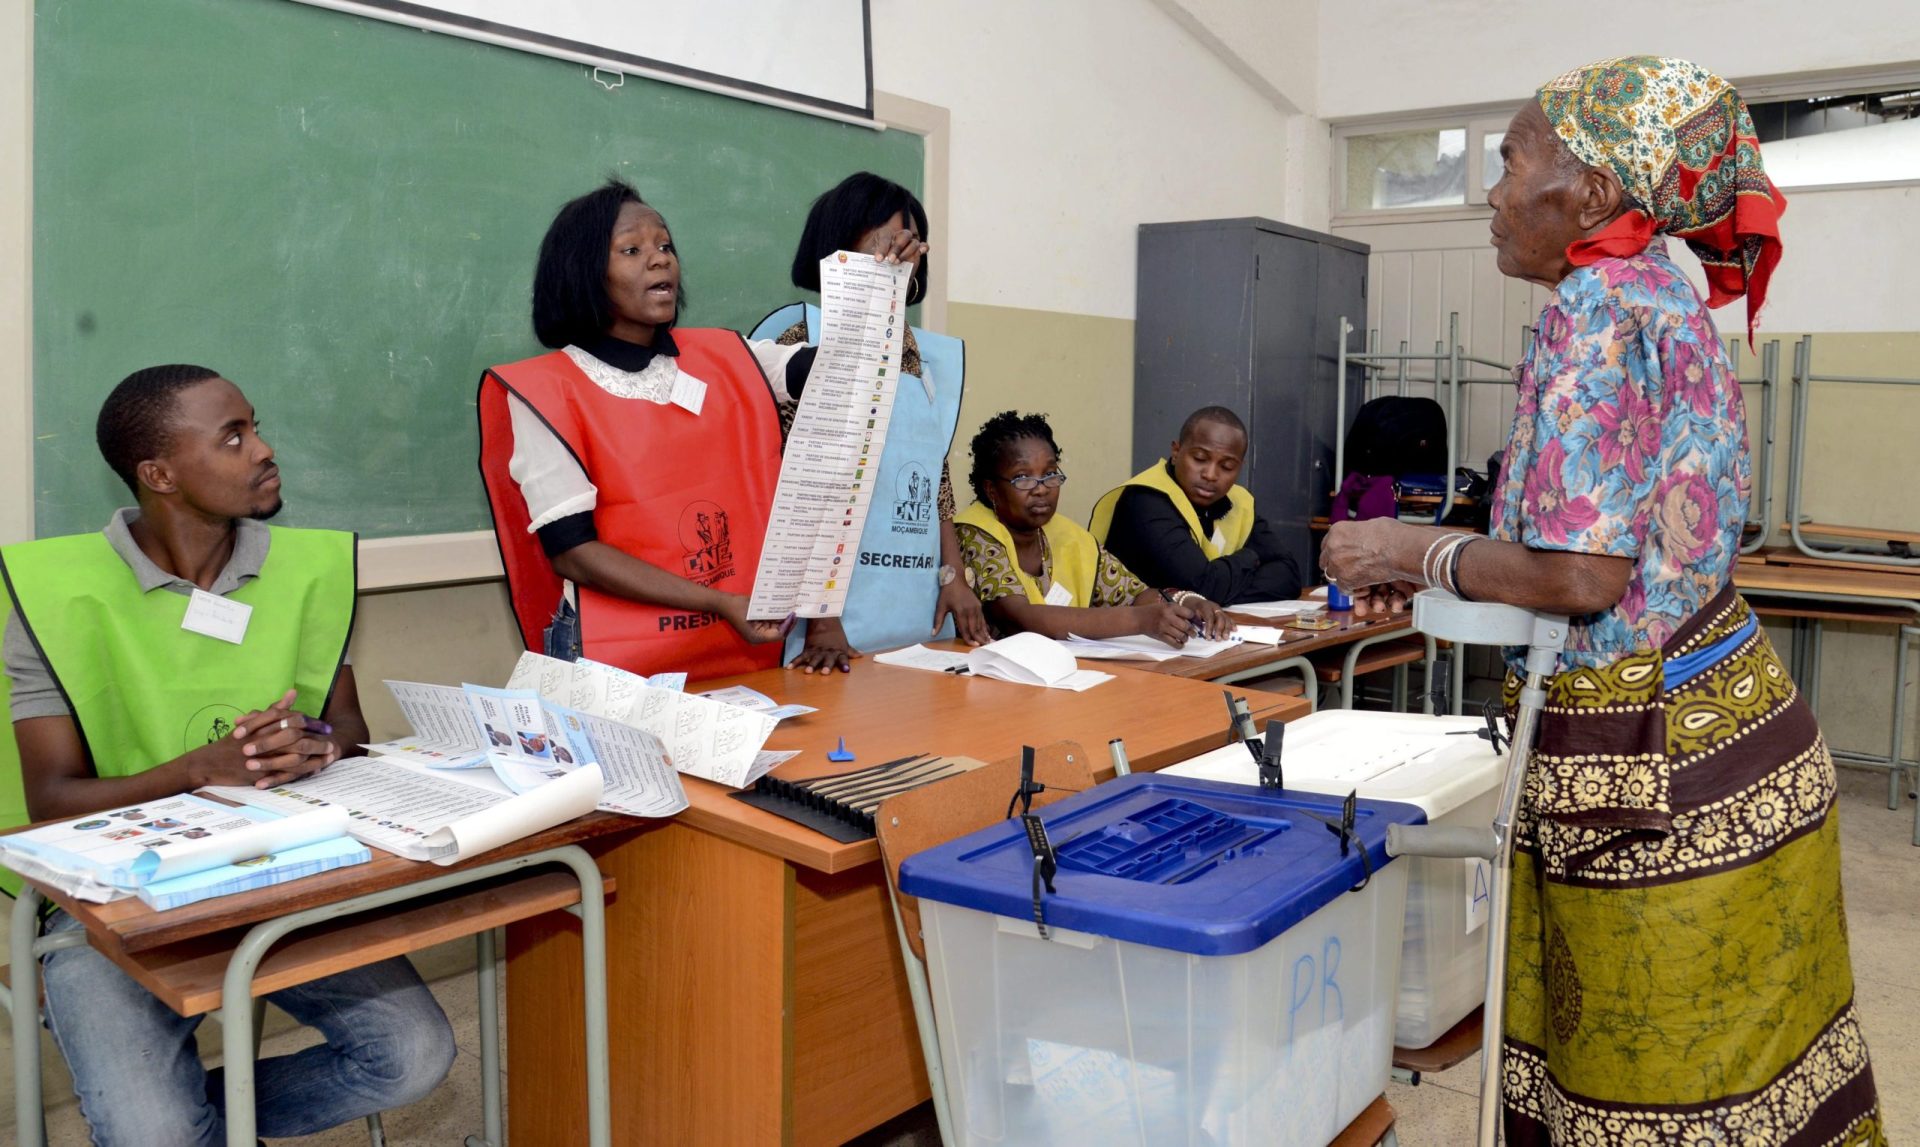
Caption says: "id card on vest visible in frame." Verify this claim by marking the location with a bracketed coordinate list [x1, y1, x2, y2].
[181, 587, 252, 644]
[748, 253, 913, 621]
[1043, 580, 1074, 607]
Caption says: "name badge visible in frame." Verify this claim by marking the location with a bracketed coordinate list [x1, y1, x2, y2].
[670, 371, 707, 416]
[1042, 580, 1074, 607]
[1211, 525, 1227, 552]
[181, 588, 252, 644]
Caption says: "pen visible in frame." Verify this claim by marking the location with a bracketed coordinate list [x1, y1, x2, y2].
[943, 665, 971, 675]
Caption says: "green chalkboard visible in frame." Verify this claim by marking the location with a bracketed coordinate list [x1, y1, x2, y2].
[33, 0, 922, 539]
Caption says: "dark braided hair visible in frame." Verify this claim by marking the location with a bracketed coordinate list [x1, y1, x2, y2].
[96, 364, 223, 494]
[966, 410, 1062, 503]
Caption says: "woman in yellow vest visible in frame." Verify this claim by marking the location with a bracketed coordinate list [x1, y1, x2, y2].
[954, 411, 1231, 644]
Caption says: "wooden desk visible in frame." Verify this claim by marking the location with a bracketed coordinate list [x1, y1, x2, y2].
[16, 831, 621, 1147]
[504, 659, 1310, 1147]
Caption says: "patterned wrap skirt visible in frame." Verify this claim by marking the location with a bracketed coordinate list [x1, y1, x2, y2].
[1501, 584, 1885, 1146]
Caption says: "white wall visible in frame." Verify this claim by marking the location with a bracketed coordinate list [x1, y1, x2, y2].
[1318, 0, 1920, 119]
[1764, 185, 1920, 332]
[870, 0, 1298, 320]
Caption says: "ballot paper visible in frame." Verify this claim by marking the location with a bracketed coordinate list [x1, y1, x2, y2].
[748, 251, 914, 620]
[360, 679, 689, 824]
[506, 652, 787, 788]
[1230, 599, 1322, 619]
[0, 794, 357, 904]
[965, 633, 1113, 692]
[694, 685, 819, 722]
[209, 758, 603, 865]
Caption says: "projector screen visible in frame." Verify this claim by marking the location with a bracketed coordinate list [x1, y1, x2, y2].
[294, 0, 874, 121]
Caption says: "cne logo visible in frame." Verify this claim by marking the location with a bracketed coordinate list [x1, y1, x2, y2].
[679, 500, 736, 583]
[183, 703, 245, 752]
[837, 252, 849, 263]
[892, 463, 934, 534]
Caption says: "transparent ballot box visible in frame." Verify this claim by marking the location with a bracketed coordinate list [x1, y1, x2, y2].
[900, 773, 1422, 1146]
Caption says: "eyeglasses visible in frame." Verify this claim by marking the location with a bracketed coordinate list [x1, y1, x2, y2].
[1002, 470, 1067, 492]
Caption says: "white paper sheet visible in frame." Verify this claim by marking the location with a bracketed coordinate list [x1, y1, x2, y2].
[694, 685, 818, 721]
[1065, 632, 1244, 660]
[871, 644, 971, 673]
[362, 681, 489, 768]
[1229, 599, 1321, 618]
[1236, 625, 1287, 645]
[1061, 635, 1185, 662]
[505, 653, 782, 788]
[965, 633, 1114, 691]
[208, 756, 602, 864]
[749, 251, 914, 620]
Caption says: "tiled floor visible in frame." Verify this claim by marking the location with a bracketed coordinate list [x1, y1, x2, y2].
[3, 767, 1914, 1145]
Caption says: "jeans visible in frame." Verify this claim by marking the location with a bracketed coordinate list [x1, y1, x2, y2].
[40, 910, 456, 1146]
[543, 597, 582, 661]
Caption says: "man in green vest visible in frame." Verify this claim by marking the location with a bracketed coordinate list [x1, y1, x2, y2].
[1090, 405, 1303, 606]
[1, 364, 453, 1144]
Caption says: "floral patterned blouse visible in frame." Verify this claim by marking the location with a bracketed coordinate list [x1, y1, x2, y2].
[955, 523, 1147, 609]
[1490, 239, 1751, 669]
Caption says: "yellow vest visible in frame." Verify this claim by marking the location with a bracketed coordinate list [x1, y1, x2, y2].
[1088, 461, 1255, 560]
[955, 502, 1101, 608]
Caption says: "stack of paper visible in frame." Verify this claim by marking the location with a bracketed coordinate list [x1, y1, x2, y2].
[0, 794, 367, 906]
[966, 633, 1114, 691]
[1230, 600, 1322, 619]
[367, 678, 692, 811]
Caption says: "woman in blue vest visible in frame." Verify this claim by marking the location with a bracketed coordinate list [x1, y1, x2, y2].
[753, 172, 990, 672]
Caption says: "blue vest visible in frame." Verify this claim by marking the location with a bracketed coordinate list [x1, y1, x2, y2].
[752, 303, 965, 658]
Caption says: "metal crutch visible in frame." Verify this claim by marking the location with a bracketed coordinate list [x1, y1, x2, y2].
[1384, 589, 1567, 1147]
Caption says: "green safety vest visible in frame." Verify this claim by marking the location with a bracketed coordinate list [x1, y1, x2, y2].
[0, 526, 355, 861]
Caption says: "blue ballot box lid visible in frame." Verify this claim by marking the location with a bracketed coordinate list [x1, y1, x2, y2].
[899, 772, 1426, 957]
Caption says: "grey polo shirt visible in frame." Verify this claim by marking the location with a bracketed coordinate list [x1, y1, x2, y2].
[3, 508, 294, 721]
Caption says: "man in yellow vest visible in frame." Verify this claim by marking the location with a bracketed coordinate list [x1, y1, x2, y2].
[1, 364, 454, 1144]
[1090, 406, 1302, 606]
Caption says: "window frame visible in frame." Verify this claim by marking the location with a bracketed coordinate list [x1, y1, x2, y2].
[1331, 113, 1512, 225]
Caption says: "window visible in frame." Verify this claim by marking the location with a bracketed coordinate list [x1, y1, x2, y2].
[1751, 88, 1920, 188]
[1343, 128, 1468, 211]
[1334, 116, 1510, 220]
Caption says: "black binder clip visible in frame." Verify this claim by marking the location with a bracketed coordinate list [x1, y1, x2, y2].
[1245, 721, 1285, 790]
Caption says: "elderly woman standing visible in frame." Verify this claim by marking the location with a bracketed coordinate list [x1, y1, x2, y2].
[1322, 58, 1884, 1146]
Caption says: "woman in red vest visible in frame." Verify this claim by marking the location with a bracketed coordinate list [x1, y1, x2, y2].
[478, 180, 810, 679]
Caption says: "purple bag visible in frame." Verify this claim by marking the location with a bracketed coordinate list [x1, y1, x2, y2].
[1330, 472, 1397, 522]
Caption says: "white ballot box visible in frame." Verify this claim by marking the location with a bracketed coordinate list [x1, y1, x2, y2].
[900, 773, 1421, 1146]
[1165, 710, 1504, 1049]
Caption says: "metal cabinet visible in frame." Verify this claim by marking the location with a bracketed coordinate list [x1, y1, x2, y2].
[1132, 217, 1368, 581]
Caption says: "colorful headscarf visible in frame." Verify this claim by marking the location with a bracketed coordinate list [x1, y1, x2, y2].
[1537, 56, 1786, 342]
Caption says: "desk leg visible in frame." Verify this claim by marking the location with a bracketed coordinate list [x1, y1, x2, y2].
[468, 928, 503, 1147]
[12, 886, 44, 1147]
[508, 823, 792, 1146]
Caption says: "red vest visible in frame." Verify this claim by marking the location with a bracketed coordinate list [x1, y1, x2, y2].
[477, 330, 783, 679]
